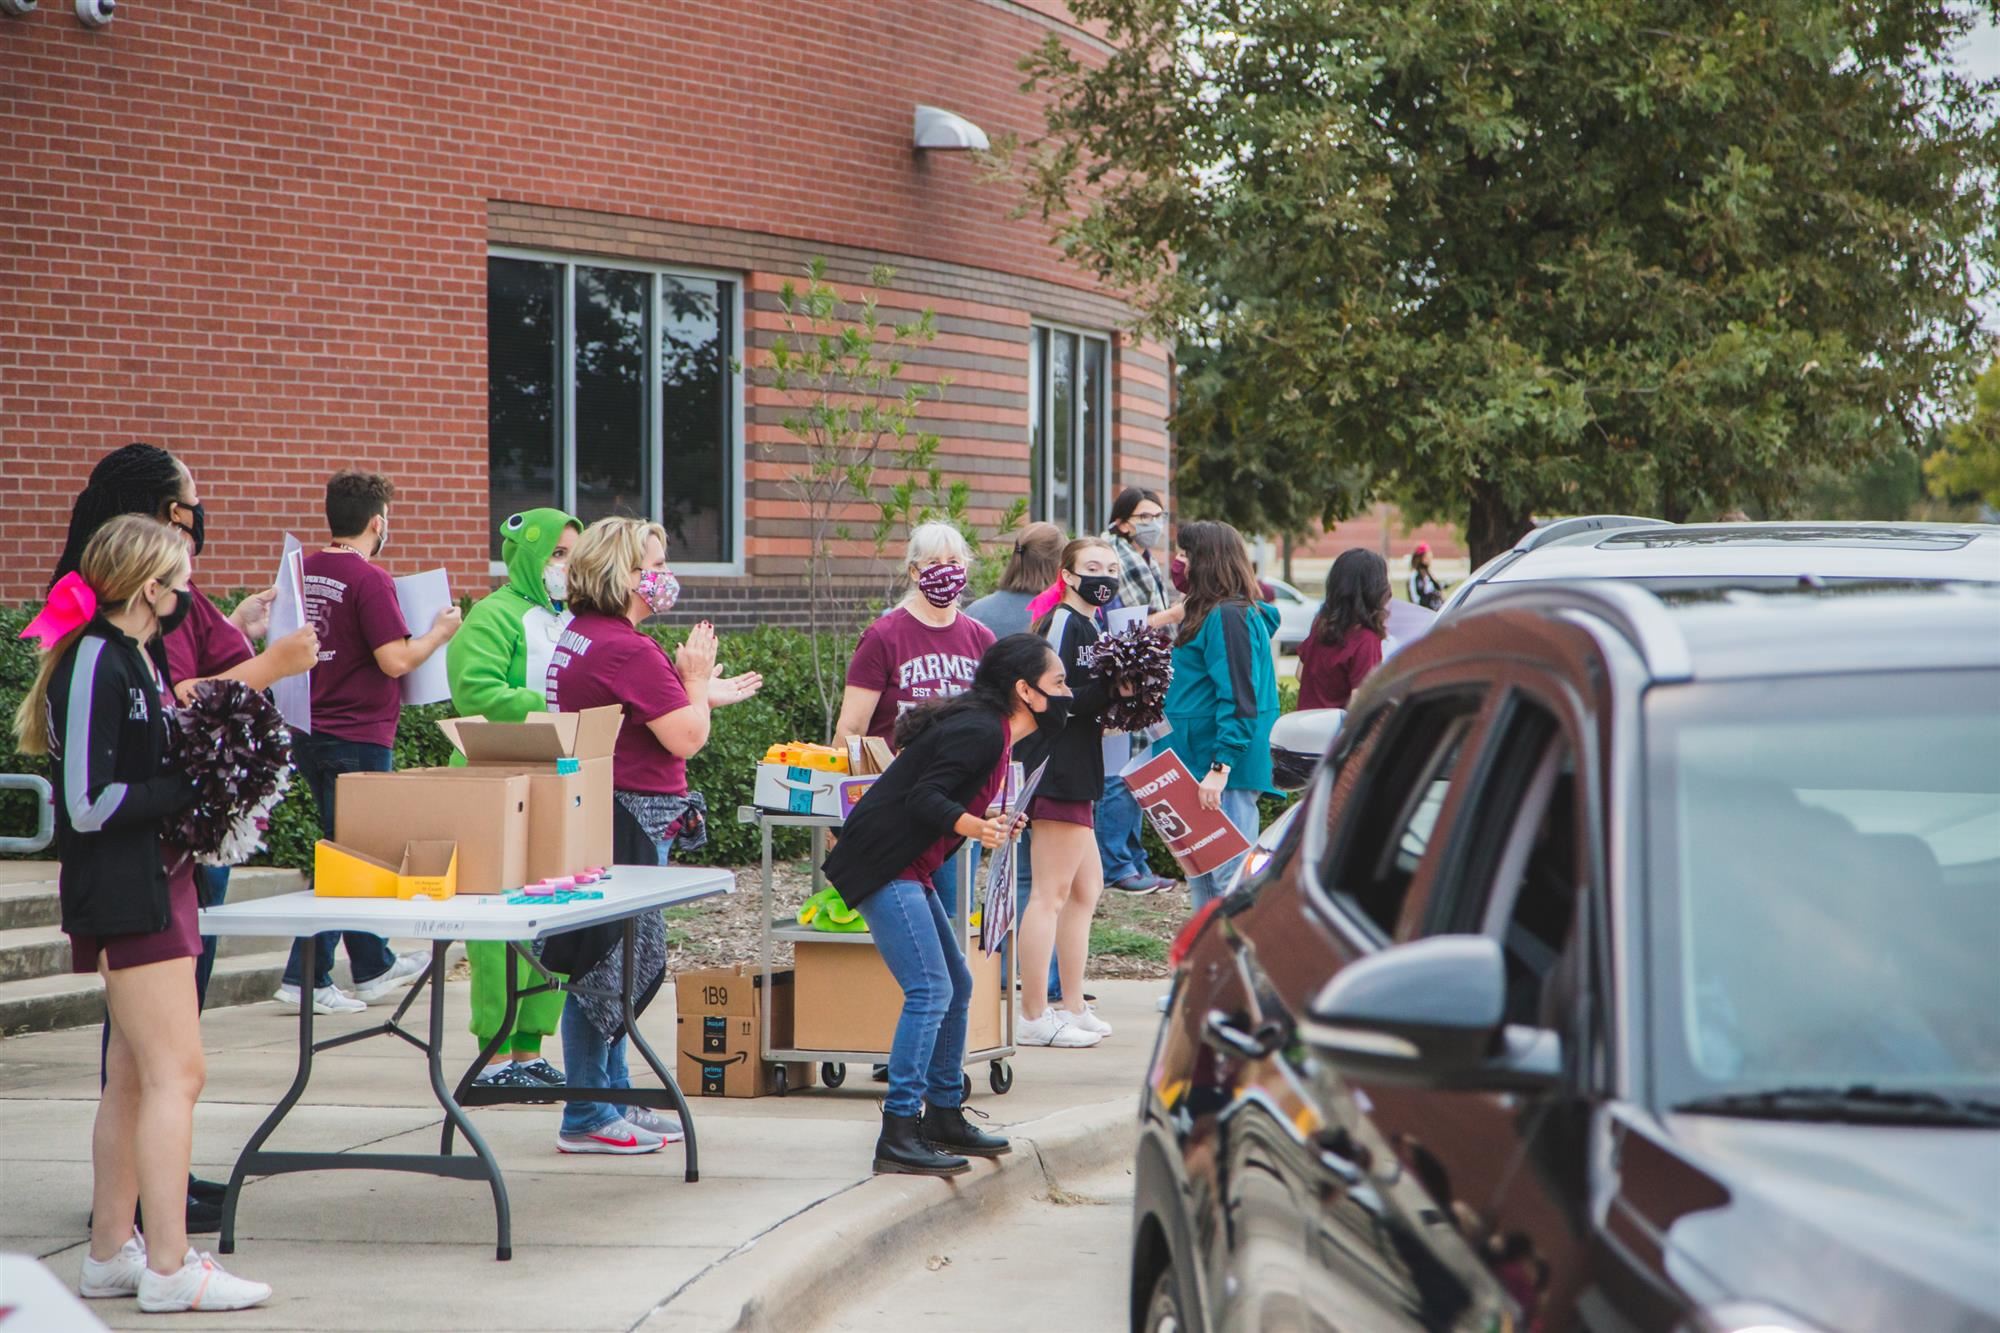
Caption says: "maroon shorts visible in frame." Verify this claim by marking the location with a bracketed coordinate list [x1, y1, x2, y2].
[1028, 796, 1095, 829]
[68, 850, 202, 974]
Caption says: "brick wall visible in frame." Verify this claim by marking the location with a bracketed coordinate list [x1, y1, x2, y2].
[1, 0, 1169, 608]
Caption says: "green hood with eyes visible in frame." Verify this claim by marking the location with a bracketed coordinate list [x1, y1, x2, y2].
[446, 507, 579, 725]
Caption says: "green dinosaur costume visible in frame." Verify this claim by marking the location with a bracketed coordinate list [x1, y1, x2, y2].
[447, 507, 580, 1056]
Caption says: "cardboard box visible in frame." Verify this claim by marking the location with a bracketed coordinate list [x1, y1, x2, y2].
[335, 770, 530, 895]
[793, 940, 1003, 1055]
[753, 762, 848, 818]
[439, 706, 620, 882]
[673, 965, 814, 1098]
[313, 839, 458, 900]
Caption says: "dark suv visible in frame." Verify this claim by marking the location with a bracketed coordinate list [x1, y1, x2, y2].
[1132, 582, 2000, 1333]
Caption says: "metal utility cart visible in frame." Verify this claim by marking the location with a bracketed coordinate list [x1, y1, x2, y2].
[738, 807, 1016, 1097]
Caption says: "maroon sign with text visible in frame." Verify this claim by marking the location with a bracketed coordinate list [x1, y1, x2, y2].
[1121, 749, 1252, 877]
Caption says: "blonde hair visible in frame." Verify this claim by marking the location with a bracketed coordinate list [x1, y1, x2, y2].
[14, 515, 190, 755]
[565, 516, 669, 617]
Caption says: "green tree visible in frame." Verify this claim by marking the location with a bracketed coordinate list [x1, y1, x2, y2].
[1926, 360, 2000, 509]
[1016, 0, 2000, 563]
[734, 259, 948, 739]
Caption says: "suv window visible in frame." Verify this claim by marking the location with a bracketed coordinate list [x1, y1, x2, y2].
[1317, 692, 1484, 940]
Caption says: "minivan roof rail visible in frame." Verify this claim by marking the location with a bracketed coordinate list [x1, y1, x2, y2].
[1462, 580, 1694, 683]
[1516, 514, 1669, 553]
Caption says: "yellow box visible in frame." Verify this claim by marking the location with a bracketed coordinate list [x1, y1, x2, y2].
[314, 839, 459, 901]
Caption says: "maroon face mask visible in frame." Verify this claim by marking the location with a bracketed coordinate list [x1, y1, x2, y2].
[1169, 557, 1189, 594]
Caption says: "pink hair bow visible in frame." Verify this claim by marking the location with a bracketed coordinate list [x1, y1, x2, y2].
[19, 572, 98, 650]
[1025, 578, 1067, 625]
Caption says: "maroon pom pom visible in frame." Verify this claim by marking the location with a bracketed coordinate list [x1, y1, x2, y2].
[1080, 624, 1174, 732]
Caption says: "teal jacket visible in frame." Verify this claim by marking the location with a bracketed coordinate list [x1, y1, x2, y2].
[1161, 599, 1282, 794]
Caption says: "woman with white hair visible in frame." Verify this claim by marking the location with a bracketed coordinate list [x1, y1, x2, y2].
[837, 522, 995, 919]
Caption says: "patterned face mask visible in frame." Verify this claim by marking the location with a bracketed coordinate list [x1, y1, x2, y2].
[636, 567, 681, 615]
[915, 562, 968, 608]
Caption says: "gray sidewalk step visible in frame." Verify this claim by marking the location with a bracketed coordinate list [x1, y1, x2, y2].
[0, 947, 298, 1037]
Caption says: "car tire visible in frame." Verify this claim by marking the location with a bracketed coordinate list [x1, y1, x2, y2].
[1141, 1264, 1186, 1333]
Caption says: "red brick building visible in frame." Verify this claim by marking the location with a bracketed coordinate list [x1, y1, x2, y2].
[1, 0, 1171, 624]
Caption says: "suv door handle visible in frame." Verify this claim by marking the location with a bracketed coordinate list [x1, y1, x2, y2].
[1202, 1009, 1283, 1060]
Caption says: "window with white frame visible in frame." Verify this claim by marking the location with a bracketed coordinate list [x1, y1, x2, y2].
[487, 251, 740, 568]
[1029, 324, 1111, 534]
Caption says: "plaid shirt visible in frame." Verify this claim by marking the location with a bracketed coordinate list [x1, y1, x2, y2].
[1105, 530, 1173, 614]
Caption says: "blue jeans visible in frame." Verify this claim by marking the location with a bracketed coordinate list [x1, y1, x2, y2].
[282, 732, 397, 989]
[857, 879, 973, 1118]
[561, 836, 672, 1134]
[194, 864, 231, 1010]
[1095, 765, 1151, 884]
[934, 842, 978, 921]
[1187, 787, 1262, 912]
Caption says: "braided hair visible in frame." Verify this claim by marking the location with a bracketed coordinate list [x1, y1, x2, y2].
[52, 443, 184, 587]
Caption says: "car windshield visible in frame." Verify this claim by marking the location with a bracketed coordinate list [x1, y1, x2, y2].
[1644, 670, 2000, 1108]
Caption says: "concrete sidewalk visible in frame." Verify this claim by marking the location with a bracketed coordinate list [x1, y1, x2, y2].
[0, 963, 1155, 1332]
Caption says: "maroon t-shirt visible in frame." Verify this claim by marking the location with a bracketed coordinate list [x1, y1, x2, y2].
[545, 610, 692, 795]
[163, 579, 253, 687]
[301, 550, 411, 747]
[1296, 626, 1385, 712]
[899, 724, 1011, 892]
[845, 607, 996, 741]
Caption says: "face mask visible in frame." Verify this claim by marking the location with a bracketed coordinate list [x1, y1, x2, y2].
[373, 517, 389, 557]
[174, 502, 206, 557]
[1132, 520, 1165, 548]
[1032, 687, 1073, 733]
[542, 563, 569, 604]
[636, 567, 681, 615]
[1170, 557, 1190, 594]
[155, 587, 193, 636]
[916, 562, 967, 608]
[1072, 573, 1119, 608]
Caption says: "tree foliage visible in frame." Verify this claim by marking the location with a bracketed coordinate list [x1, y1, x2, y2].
[1926, 358, 2000, 508]
[1017, 0, 2000, 561]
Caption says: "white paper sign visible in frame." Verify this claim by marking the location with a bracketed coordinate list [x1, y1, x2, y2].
[393, 568, 454, 706]
[269, 535, 311, 733]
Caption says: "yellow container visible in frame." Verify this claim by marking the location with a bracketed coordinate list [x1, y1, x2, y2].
[314, 840, 459, 901]
[760, 742, 849, 773]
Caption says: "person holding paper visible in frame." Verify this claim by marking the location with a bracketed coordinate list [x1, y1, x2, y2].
[1161, 521, 1282, 911]
[445, 507, 581, 1091]
[1013, 539, 1128, 1050]
[1298, 549, 1391, 711]
[276, 471, 459, 1016]
[823, 634, 1065, 1176]
[1099, 487, 1180, 895]
[542, 517, 762, 1155]
[51, 443, 319, 1235]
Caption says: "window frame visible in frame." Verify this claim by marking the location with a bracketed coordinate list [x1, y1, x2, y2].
[486, 246, 746, 578]
[1028, 319, 1113, 534]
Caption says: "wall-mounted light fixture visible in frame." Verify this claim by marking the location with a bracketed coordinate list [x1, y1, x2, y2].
[75, 0, 114, 25]
[0, 0, 40, 18]
[913, 105, 990, 152]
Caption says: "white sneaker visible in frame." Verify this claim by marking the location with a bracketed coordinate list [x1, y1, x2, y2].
[350, 951, 429, 1003]
[623, 1106, 685, 1142]
[80, 1231, 147, 1298]
[136, 1249, 272, 1313]
[555, 1116, 665, 1155]
[1016, 1008, 1103, 1048]
[1066, 1006, 1114, 1037]
[271, 983, 368, 1015]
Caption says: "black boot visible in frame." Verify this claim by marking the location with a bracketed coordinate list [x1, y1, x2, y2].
[873, 1110, 970, 1177]
[188, 1174, 228, 1206]
[921, 1103, 1011, 1158]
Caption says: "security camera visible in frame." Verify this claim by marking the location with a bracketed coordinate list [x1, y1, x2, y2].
[0, 0, 39, 19]
[75, 0, 113, 26]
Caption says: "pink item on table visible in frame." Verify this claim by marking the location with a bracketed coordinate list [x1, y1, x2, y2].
[521, 882, 555, 898]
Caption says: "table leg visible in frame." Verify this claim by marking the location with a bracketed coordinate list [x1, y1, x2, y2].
[420, 939, 512, 1260]
[618, 918, 699, 1183]
[220, 938, 318, 1255]
[444, 939, 524, 1156]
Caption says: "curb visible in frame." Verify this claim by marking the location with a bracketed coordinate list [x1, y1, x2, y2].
[638, 1096, 1139, 1332]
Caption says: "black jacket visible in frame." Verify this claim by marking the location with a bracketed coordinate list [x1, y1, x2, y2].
[822, 707, 1010, 906]
[47, 621, 196, 937]
[1013, 605, 1115, 804]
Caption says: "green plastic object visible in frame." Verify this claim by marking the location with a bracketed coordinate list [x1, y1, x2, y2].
[796, 886, 868, 933]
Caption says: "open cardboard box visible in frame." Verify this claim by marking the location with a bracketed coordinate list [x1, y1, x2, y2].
[438, 705, 621, 883]
[336, 770, 530, 894]
[313, 839, 458, 900]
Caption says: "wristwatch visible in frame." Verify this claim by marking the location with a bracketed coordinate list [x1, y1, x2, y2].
[1208, 762, 1231, 776]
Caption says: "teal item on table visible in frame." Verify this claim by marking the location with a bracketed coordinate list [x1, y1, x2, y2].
[1160, 599, 1282, 795]
[505, 888, 606, 906]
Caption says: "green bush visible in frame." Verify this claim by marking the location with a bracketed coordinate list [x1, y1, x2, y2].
[1, 602, 851, 869]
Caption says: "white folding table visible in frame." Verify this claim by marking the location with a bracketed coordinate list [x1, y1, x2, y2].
[197, 865, 733, 1260]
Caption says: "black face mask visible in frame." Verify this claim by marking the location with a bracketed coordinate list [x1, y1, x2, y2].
[1074, 574, 1119, 607]
[174, 502, 206, 556]
[156, 588, 193, 636]
[1032, 688, 1073, 733]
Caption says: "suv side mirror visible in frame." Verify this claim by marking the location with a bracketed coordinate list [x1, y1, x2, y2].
[1301, 935, 1560, 1092]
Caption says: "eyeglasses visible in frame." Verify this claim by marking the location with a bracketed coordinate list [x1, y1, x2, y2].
[1131, 510, 1168, 524]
